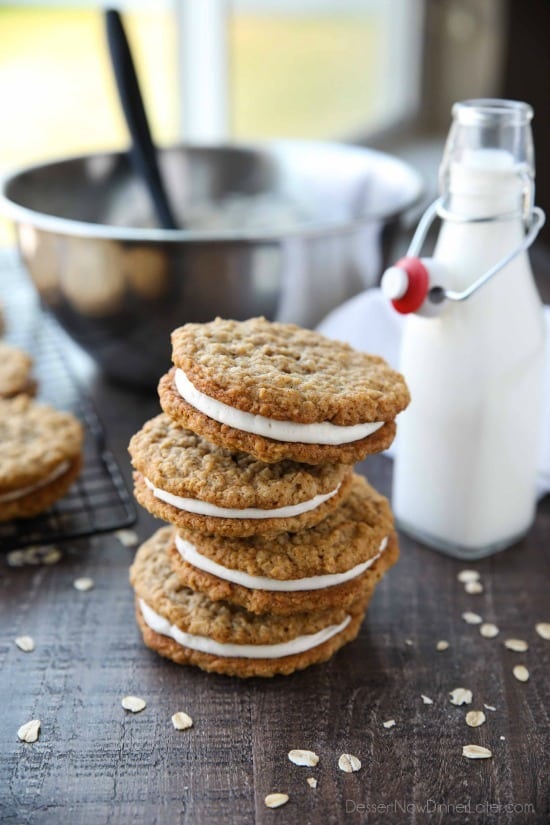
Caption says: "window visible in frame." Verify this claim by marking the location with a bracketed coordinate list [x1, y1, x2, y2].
[229, 0, 423, 140]
[0, 0, 424, 243]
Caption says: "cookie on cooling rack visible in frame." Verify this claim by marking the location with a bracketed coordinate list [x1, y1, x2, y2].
[0, 342, 37, 399]
[158, 317, 410, 464]
[130, 526, 370, 678]
[129, 413, 352, 537]
[0, 396, 83, 521]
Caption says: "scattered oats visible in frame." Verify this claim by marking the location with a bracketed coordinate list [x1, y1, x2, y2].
[7, 549, 25, 567]
[535, 622, 550, 640]
[264, 793, 289, 809]
[512, 665, 529, 682]
[465, 581, 483, 594]
[7, 545, 60, 567]
[449, 688, 473, 706]
[42, 547, 62, 565]
[500, 736, 506, 740]
[462, 611, 483, 625]
[115, 529, 139, 547]
[383, 719, 396, 729]
[457, 570, 480, 583]
[465, 710, 486, 727]
[73, 577, 94, 592]
[288, 749, 319, 767]
[15, 635, 35, 652]
[306, 777, 318, 789]
[7, 548, 37, 567]
[421, 694, 433, 705]
[462, 744, 492, 760]
[404, 639, 413, 646]
[436, 640, 449, 651]
[338, 753, 361, 773]
[121, 696, 146, 713]
[504, 638, 528, 652]
[483, 704, 496, 712]
[171, 712, 193, 730]
[480, 623, 499, 639]
[17, 719, 40, 743]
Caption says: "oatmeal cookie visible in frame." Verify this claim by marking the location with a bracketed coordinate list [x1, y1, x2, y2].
[0, 343, 37, 399]
[158, 317, 408, 463]
[167, 475, 397, 614]
[170, 531, 398, 616]
[0, 396, 83, 521]
[130, 526, 370, 678]
[130, 413, 352, 536]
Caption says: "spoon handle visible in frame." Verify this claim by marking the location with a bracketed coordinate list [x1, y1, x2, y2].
[105, 9, 179, 230]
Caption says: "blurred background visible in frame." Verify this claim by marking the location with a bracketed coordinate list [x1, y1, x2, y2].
[1, 0, 548, 241]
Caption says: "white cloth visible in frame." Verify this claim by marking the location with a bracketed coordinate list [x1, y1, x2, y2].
[318, 289, 550, 499]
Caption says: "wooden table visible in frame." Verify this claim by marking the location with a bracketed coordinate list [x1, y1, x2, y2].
[1, 286, 549, 825]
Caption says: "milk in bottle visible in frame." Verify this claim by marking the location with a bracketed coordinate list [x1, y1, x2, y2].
[385, 100, 546, 558]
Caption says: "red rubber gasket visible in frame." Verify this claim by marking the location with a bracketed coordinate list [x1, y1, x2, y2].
[391, 257, 429, 314]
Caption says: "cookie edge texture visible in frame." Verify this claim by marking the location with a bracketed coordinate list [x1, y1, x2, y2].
[168, 531, 399, 615]
[133, 470, 354, 537]
[159, 370, 396, 465]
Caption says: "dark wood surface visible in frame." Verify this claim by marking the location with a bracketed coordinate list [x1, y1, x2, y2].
[1, 300, 549, 825]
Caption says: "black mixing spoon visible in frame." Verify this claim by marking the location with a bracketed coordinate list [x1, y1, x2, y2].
[105, 8, 179, 230]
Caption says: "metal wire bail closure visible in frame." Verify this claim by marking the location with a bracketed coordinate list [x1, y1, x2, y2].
[406, 198, 546, 303]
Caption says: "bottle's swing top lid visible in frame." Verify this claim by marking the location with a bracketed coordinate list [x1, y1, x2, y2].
[380, 98, 545, 316]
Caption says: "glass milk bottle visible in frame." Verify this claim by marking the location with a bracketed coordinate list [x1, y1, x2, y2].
[381, 99, 546, 559]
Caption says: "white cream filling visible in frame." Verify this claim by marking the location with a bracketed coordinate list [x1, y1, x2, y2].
[175, 368, 384, 445]
[0, 460, 71, 503]
[139, 599, 351, 659]
[175, 534, 389, 592]
[144, 476, 340, 519]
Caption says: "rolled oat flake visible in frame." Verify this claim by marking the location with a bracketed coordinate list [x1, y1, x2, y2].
[504, 638, 528, 652]
[535, 622, 550, 640]
[74, 577, 94, 592]
[338, 753, 361, 773]
[480, 623, 499, 639]
[462, 611, 483, 625]
[465, 710, 486, 727]
[287, 749, 319, 767]
[17, 719, 41, 743]
[457, 570, 480, 583]
[172, 712, 193, 730]
[449, 687, 473, 706]
[121, 696, 146, 713]
[462, 745, 492, 760]
[265, 793, 289, 809]
[512, 665, 529, 682]
[15, 635, 35, 652]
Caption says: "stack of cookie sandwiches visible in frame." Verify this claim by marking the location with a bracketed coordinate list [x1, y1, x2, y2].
[129, 317, 409, 677]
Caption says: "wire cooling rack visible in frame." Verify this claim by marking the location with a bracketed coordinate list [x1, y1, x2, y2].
[0, 250, 136, 550]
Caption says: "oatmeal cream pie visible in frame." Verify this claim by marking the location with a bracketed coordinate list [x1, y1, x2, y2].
[0, 396, 83, 521]
[130, 526, 370, 678]
[129, 413, 353, 537]
[158, 317, 410, 464]
[0, 342, 37, 399]
[168, 474, 398, 615]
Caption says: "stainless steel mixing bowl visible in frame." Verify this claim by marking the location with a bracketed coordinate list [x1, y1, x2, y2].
[1, 140, 422, 387]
